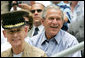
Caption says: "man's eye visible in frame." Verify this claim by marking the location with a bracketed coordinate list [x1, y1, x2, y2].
[56, 18, 61, 21]
[9, 30, 20, 33]
[9, 31, 14, 33]
[49, 17, 54, 20]
[8, 31, 14, 34]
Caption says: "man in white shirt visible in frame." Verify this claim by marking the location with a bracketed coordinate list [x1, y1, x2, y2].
[70, 1, 84, 22]
[17, 2, 49, 37]
[27, 3, 45, 37]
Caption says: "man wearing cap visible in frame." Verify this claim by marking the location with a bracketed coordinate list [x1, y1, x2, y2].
[1, 11, 47, 57]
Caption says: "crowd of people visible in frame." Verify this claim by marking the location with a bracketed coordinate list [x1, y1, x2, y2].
[1, 1, 84, 57]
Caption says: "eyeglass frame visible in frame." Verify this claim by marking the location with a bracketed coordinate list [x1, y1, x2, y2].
[30, 9, 42, 13]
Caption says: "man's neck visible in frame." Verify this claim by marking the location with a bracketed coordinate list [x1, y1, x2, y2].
[34, 24, 41, 27]
[33, 21, 41, 27]
[45, 32, 56, 40]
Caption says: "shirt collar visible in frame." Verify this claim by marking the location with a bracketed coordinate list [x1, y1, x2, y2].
[41, 29, 63, 45]
[54, 29, 63, 44]
[33, 25, 44, 31]
[41, 32, 47, 45]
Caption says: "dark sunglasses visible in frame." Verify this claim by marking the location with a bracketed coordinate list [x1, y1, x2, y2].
[30, 9, 42, 13]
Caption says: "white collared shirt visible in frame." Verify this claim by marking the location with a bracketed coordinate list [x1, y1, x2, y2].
[32, 25, 44, 37]
[10, 7, 22, 12]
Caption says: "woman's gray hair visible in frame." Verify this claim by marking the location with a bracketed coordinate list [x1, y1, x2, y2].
[41, 4, 64, 20]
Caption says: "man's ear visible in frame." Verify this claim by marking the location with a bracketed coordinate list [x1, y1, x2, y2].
[3, 30, 7, 38]
[24, 26, 28, 37]
[41, 18, 45, 25]
[25, 26, 29, 33]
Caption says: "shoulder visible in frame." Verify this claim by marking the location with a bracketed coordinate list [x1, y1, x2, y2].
[1, 48, 12, 57]
[27, 32, 43, 46]
[25, 42, 47, 57]
[28, 27, 33, 33]
[62, 30, 79, 46]
[31, 45, 47, 57]
[27, 28, 33, 37]
[64, 30, 77, 41]
[60, 30, 79, 46]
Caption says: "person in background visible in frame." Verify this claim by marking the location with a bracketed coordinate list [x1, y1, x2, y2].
[68, 1, 84, 42]
[18, 3, 45, 37]
[68, 1, 84, 57]
[10, 1, 22, 12]
[27, 3, 45, 37]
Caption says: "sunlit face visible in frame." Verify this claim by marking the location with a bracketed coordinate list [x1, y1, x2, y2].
[3, 26, 28, 47]
[31, 4, 44, 26]
[42, 9, 63, 38]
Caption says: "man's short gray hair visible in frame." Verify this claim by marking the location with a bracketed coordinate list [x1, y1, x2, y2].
[41, 4, 64, 20]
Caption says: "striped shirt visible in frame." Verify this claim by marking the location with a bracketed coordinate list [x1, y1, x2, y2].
[27, 29, 81, 57]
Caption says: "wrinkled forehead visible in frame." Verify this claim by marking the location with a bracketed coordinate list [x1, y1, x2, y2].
[46, 9, 62, 16]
